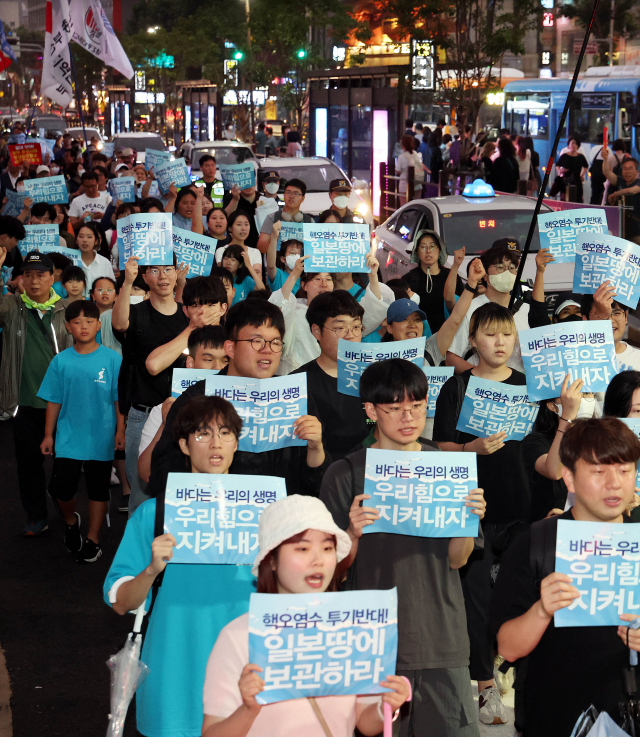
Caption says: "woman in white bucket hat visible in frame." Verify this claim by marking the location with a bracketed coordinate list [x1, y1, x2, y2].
[202, 494, 410, 736]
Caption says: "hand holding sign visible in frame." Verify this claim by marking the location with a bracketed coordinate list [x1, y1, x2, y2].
[593, 279, 616, 319]
[292, 414, 322, 449]
[238, 664, 264, 714]
[470, 431, 507, 455]
[539, 572, 580, 619]
[536, 248, 555, 273]
[149, 533, 178, 575]
[347, 493, 380, 540]
[123, 256, 140, 285]
[559, 374, 585, 420]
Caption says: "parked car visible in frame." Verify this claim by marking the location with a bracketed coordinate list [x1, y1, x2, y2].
[32, 114, 66, 139]
[113, 132, 169, 164]
[65, 127, 104, 146]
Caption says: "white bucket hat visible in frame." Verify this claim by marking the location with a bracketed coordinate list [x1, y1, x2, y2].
[251, 495, 352, 576]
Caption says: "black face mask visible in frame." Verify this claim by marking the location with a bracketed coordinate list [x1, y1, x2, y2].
[556, 314, 582, 324]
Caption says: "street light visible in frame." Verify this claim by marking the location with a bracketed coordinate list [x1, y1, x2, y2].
[297, 49, 306, 59]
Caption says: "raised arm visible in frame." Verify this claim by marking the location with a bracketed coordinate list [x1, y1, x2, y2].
[192, 186, 204, 234]
[444, 246, 464, 311]
[224, 185, 240, 216]
[266, 219, 281, 281]
[111, 256, 139, 332]
[436, 258, 485, 358]
[532, 248, 554, 305]
[241, 248, 264, 291]
[164, 183, 178, 213]
[140, 167, 154, 199]
[601, 148, 618, 186]
[281, 254, 307, 300]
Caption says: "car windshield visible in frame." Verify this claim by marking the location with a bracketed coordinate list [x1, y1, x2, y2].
[34, 119, 65, 136]
[265, 164, 344, 193]
[440, 209, 542, 252]
[115, 136, 165, 152]
[192, 146, 254, 168]
[67, 129, 100, 139]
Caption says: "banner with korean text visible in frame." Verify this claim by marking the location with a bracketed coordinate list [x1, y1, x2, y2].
[8, 143, 42, 168]
[154, 158, 192, 193]
[537, 208, 607, 264]
[23, 175, 68, 204]
[423, 367, 454, 418]
[1, 190, 26, 217]
[109, 177, 136, 203]
[303, 223, 370, 273]
[171, 227, 217, 277]
[117, 213, 173, 269]
[218, 163, 256, 190]
[172, 368, 221, 397]
[18, 224, 58, 255]
[277, 221, 303, 248]
[145, 148, 171, 171]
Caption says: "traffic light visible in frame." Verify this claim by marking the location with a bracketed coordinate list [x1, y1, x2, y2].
[296, 48, 306, 59]
[233, 50, 244, 61]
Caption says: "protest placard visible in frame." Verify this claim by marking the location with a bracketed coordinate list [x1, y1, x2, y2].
[101, 142, 115, 158]
[171, 226, 216, 277]
[1, 189, 27, 217]
[255, 198, 280, 231]
[18, 224, 58, 256]
[30, 137, 54, 158]
[337, 337, 426, 397]
[554, 519, 640, 628]
[455, 376, 539, 441]
[164, 473, 287, 565]
[117, 213, 173, 270]
[423, 367, 454, 418]
[109, 176, 136, 203]
[277, 221, 303, 248]
[23, 175, 68, 204]
[171, 368, 221, 397]
[363, 449, 479, 538]
[218, 163, 256, 191]
[620, 418, 640, 487]
[537, 208, 607, 264]
[205, 374, 307, 453]
[22, 244, 82, 267]
[303, 222, 371, 273]
[249, 588, 398, 704]
[153, 158, 192, 193]
[574, 233, 640, 309]
[145, 148, 171, 171]
[8, 143, 42, 168]
[519, 321, 617, 401]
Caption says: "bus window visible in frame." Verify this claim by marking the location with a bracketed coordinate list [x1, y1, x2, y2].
[619, 92, 633, 141]
[569, 93, 615, 144]
[505, 94, 549, 139]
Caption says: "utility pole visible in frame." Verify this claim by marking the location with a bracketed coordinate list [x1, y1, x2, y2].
[609, 0, 615, 66]
[245, 0, 254, 143]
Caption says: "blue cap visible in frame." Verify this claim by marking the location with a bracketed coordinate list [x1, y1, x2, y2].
[387, 298, 427, 324]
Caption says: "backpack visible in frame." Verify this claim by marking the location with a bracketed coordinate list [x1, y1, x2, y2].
[529, 515, 559, 586]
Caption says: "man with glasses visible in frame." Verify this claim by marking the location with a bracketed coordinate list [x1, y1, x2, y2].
[256, 178, 315, 254]
[112, 255, 190, 513]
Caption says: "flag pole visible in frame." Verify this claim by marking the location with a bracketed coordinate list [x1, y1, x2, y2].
[24, 91, 41, 136]
[68, 46, 91, 169]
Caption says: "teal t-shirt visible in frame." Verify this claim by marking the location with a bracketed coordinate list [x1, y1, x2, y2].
[361, 330, 383, 343]
[104, 499, 255, 737]
[347, 282, 367, 303]
[231, 274, 256, 304]
[268, 268, 300, 296]
[37, 344, 121, 461]
[52, 281, 68, 298]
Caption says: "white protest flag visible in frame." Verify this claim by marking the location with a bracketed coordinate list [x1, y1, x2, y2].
[41, 0, 74, 107]
[70, 0, 133, 78]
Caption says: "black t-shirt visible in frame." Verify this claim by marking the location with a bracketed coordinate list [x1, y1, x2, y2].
[557, 152, 588, 182]
[222, 192, 259, 249]
[292, 360, 370, 462]
[490, 511, 635, 737]
[520, 431, 568, 522]
[405, 266, 464, 333]
[432, 369, 531, 524]
[320, 445, 471, 670]
[615, 175, 640, 236]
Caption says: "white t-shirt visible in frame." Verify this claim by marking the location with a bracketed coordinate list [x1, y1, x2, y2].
[616, 343, 640, 373]
[215, 244, 263, 270]
[81, 252, 115, 297]
[139, 404, 163, 455]
[517, 149, 531, 180]
[68, 192, 112, 218]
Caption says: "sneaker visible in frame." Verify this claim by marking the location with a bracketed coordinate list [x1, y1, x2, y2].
[22, 519, 49, 536]
[479, 686, 508, 725]
[494, 655, 514, 695]
[63, 512, 83, 553]
[110, 467, 120, 486]
[118, 494, 129, 513]
[77, 539, 102, 563]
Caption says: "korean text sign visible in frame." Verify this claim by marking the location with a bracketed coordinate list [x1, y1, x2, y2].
[145, 148, 171, 171]
[303, 223, 370, 273]
[164, 473, 286, 565]
[537, 208, 607, 264]
[363, 449, 479, 538]
[620, 419, 640, 488]
[205, 374, 307, 453]
[218, 163, 256, 190]
[248, 588, 398, 704]
[277, 221, 303, 248]
[153, 157, 192, 193]
[23, 175, 68, 204]
[1, 190, 26, 217]
[337, 337, 426, 397]
[456, 376, 539, 441]
[574, 233, 640, 309]
[101, 142, 115, 158]
[519, 321, 617, 401]
[554, 520, 640, 627]
[423, 367, 454, 418]
[21, 244, 82, 268]
[19, 224, 58, 255]
[117, 213, 173, 270]
[171, 368, 220, 397]
[8, 143, 42, 167]
[171, 226, 216, 277]
[109, 177, 136, 203]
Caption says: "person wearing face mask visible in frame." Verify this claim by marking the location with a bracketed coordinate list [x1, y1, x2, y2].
[328, 178, 364, 224]
[257, 171, 282, 206]
[266, 233, 302, 294]
[553, 296, 582, 323]
[256, 178, 315, 254]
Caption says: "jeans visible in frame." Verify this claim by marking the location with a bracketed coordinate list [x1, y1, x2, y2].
[13, 405, 48, 521]
[125, 406, 151, 515]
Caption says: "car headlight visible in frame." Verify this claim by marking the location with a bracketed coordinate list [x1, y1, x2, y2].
[97, 141, 103, 150]
[355, 203, 369, 216]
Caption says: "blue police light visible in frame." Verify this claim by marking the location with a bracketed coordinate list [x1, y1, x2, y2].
[462, 179, 495, 197]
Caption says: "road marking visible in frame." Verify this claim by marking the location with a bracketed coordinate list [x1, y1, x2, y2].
[0, 646, 12, 737]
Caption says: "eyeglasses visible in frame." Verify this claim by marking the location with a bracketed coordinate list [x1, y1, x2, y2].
[308, 276, 334, 286]
[235, 337, 284, 353]
[324, 324, 363, 338]
[147, 266, 176, 277]
[95, 288, 115, 294]
[375, 402, 427, 421]
[284, 190, 303, 198]
[193, 427, 236, 443]
[611, 310, 626, 320]
[489, 263, 518, 274]
[418, 244, 439, 253]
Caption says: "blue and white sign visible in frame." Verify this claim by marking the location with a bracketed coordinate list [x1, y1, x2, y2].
[519, 321, 617, 401]
[456, 376, 539, 441]
[171, 368, 221, 397]
[18, 224, 58, 256]
[101, 142, 115, 158]
[337, 337, 426, 397]
[303, 223, 370, 273]
[555, 519, 640, 628]
[30, 136, 54, 157]
[164, 472, 286, 565]
[22, 244, 82, 268]
[249, 588, 398, 704]
[1, 189, 27, 217]
[620, 419, 640, 488]
[537, 208, 607, 263]
[171, 226, 217, 277]
[574, 233, 640, 309]
[205, 374, 307, 453]
[277, 221, 303, 249]
[23, 175, 68, 204]
[363, 449, 479, 538]
[116, 213, 173, 269]
[153, 157, 192, 193]
[218, 163, 256, 191]
[423, 366, 454, 418]
[109, 176, 136, 203]
[145, 148, 171, 171]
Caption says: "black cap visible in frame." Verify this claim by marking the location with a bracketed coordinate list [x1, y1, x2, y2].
[329, 178, 352, 192]
[22, 251, 54, 273]
[490, 237, 520, 252]
[261, 170, 281, 182]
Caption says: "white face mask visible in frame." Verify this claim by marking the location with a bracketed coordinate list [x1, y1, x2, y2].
[77, 168, 85, 177]
[488, 271, 516, 293]
[333, 195, 349, 209]
[556, 396, 597, 421]
[265, 182, 279, 194]
[409, 292, 421, 305]
[129, 295, 144, 305]
[285, 255, 301, 271]
[50, 165, 60, 175]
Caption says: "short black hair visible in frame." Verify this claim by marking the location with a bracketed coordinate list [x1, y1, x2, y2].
[480, 243, 520, 273]
[405, 118, 414, 128]
[65, 299, 100, 321]
[81, 171, 98, 183]
[246, 288, 271, 300]
[182, 275, 227, 308]
[91, 275, 117, 294]
[386, 277, 411, 294]
[306, 290, 364, 330]
[559, 417, 640, 473]
[612, 139, 626, 152]
[93, 165, 108, 178]
[175, 187, 196, 209]
[318, 209, 342, 223]
[624, 157, 640, 170]
[172, 395, 242, 444]
[188, 324, 226, 356]
[225, 298, 285, 341]
[61, 265, 86, 285]
[140, 197, 165, 213]
[284, 178, 306, 196]
[226, 209, 251, 232]
[278, 238, 303, 265]
[30, 202, 56, 221]
[604, 370, 640, 418]
[0, 215, 26, 241]
[359, 358, 429, 405]
[115, 202, 136, 219]
[199, 154, 216, 165]
[580, 294, 628, 319]
[209, 265, 234, 286]
[48, 252, 72, 271]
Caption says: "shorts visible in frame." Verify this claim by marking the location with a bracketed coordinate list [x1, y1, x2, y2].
[48, 458, 112, 503]
[114, 448, 126, 460]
